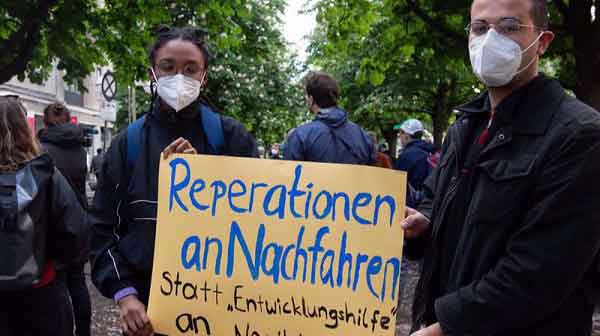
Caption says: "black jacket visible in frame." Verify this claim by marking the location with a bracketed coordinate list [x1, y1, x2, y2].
[90, 103, 258, 301]
[406, 76, 600, 335]
[0, 155, 89, 281]
[38, 124, 88, 207]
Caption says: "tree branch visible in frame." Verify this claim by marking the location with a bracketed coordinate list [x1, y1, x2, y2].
[552, 0, 569, 17]
[404, 0, 464, 47]
[0, 0, 58, 84]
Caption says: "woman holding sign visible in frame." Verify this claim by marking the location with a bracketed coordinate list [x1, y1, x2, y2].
[90, 26, 258, 336]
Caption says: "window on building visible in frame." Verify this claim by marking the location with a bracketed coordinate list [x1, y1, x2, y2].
[65, 82, 84, 107]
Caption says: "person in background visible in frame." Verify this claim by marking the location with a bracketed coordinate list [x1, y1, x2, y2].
[395, 119, 437, 189]
[90, 25, 258, 336]
[405, 1, 600, 335]
[394, 119, 437, 207]
[368, 131, 393, 169]
[279, 127, 296, 160]
[285, 72, 375, 165]
[91, 148, 104, 181]
[38, 102, 91, 336]
[269, 143, 283, 160]
[0, 96, 88, 336]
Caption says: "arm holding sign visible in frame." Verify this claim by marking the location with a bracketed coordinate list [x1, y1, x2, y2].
[90, 133, 138, 298]
[89, 133, 153, 336]
[401, 131, 448, 260]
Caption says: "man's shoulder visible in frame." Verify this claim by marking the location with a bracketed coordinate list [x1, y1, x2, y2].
[553, 95, 600, 133]
[292, 120, 327, 137]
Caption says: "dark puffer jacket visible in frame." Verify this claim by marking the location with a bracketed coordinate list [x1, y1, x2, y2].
[285, 107, 376, 165]
[38, 124, 88, 207]
[395, 139, 436, 191]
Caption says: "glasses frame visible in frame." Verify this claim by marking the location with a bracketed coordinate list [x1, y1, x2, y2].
[465, 19, 542, 36]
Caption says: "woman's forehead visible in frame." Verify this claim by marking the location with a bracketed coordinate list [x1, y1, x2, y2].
[155, 39, 205, 64]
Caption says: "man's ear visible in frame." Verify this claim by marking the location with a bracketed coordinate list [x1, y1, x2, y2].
[538, 31, 555, 56]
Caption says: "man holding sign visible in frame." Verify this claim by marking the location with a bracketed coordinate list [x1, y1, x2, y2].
[404, 1, 600, 335]
[90, 26, 258, 336]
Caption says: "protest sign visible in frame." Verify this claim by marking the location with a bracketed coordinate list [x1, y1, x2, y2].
[148, 155, 406, 335]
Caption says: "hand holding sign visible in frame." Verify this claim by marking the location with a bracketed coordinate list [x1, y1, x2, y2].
[401, 207, 430, 239]
[118, 296, 154, 336]
[163, 137, 198, 159]
[410, 323, 445, 336]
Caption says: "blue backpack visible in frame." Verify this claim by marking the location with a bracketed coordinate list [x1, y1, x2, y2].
[126, 104, 224, 169]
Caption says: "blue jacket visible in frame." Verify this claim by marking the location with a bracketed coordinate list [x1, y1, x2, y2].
[395, 139, 436, 191]
[285, 107, 376, 165]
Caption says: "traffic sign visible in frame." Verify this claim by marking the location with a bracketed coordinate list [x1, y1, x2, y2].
[101, 71, 117, 101]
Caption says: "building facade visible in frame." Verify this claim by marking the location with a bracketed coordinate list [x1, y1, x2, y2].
[0, 65, 117, 167]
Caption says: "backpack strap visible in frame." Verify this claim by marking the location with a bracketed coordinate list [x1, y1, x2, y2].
[200, 104, 224, 154]
[126, 115, 146, 170]
[316, 119, 368, 164]
[126, 105, 224, 170]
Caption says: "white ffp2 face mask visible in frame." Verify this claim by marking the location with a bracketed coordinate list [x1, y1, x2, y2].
[469, 29, 544, 87]
[151, 68, 205, 112]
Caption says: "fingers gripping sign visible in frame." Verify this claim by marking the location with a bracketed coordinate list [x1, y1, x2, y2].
[163, 137, 198, 159]
[401, 207, 430, 239]
[119, 295, 154, 336]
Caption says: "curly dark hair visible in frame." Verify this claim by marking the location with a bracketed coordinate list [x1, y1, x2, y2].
[149, 25, 211, 69]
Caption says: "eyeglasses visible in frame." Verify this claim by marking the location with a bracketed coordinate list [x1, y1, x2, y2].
[466, 19, 541, 37]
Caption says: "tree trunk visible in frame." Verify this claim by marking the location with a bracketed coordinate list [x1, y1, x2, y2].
[431, 78, 456, 147]
[574, 56, 600, 112]
[0, 0, 57, 84]
[568, 1, 600, 112]
[383, 128, 398, 159]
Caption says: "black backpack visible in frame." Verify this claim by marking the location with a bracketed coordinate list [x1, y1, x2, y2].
[0, 169, 45, 290]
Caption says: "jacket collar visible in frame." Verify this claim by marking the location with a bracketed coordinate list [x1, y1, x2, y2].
[457, 75, 566, 136]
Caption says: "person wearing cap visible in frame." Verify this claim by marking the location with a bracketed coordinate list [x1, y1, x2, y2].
[394, 119, 436, 199]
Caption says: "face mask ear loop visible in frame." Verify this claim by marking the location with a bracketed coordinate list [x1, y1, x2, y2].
[516, 32, 545, 75]
[198, 71, 207, 91]
[521, 31, 545, 54]
[149, 67, 160, 112]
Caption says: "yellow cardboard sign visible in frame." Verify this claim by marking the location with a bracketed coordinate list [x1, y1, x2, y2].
[148, 155, 406, 336]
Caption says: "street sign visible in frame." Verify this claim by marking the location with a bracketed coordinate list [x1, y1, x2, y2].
[101, 100, 117, 122]
[101, 71, 117, 101]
